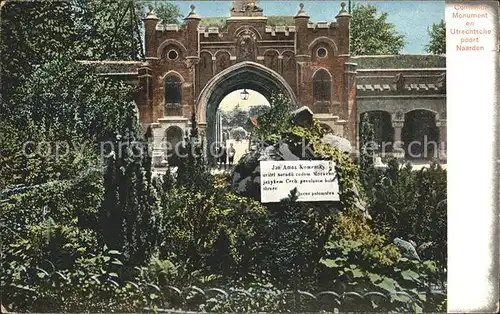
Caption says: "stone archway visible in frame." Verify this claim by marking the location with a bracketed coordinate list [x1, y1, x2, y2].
[196, 61, 297, 162]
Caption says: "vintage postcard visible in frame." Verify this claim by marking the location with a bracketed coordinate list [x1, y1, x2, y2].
[0, 0, 498, 313]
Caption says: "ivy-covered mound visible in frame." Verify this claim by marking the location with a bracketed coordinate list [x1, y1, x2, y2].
[230, 96, 367, 217]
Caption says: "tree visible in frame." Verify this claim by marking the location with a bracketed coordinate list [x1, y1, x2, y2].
[1, 0, 139, 119]
[230, 127, 247, 141]
[151, 2, 183, 25]
[254, 94, 293, 142]
[350, 4, 406, 55]
[99, 101, 162, 266]
[248, 104, 270, 118]
[425, 19, 446, 54]
[176, 112, 212, 190]
[1, 0, 76, 100]
[226, 104, 251, 130]
[359, 113, 379, 200]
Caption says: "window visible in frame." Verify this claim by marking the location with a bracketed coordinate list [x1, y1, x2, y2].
[165, 76, 181, 104]
[313, 69, 331, 102]
[167, 50, 178, 60]
[317, 47, 327, 58]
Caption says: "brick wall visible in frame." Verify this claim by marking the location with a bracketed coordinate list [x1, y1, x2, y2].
[138, 5, 355, 139]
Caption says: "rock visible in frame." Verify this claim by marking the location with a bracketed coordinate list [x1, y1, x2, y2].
[393, 237, 420, 260]
[229, 106, 363, 216]
[253, 165, 260, 174]
[259, 145, 281, 161]
[322, 134, 352, 154]
[231, 171, 241, 187]
[237, 177, 252, 193]
[278, 143, 301, 161]
[291, 106, 314, 128]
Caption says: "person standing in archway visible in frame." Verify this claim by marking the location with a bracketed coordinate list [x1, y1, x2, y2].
[220, 144, 228, 170]
[228, 143, 236, 166]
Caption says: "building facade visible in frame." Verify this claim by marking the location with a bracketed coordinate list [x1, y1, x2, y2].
[129, 1, 446, 163]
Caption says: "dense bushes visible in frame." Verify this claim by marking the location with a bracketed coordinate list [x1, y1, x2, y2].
[99, 105, 162, 266]
[365, 160, 447, 284]
[357, 113, 447, 286]
[1, 93, 447, 312]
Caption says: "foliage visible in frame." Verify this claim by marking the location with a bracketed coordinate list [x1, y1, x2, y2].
[157, 177, 269, 279]
[1, 0, 157, 102]
[222, 103, 252, 131]
[352, 54, 446, 69]
[72, 0, 145, 61]
[4, 60, 135, 143]
[253, 93, 293, 142]
[366, 159, 447, 284]
[1, 3, 448, 310]
[99, 102, 162, 266]
[318, 207, 444, 312]
[358, 112, 379, 200]
[286, 123, 360, 211]
[1, 0, 75, 96]
[0, 173, 103, 252]
[425, 19, 446, 55]
[230, 127, 247, 141]
[176, 112, 213, 190]
[248, 104, 271, 118]
[201, 15, 294, 30]
[151, 1, 184, 25]
[351, 4, 406, 55]
[4, 218, 99, 273]
[2, 216, 134, 312]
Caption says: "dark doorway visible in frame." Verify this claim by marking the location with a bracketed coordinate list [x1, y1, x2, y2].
[402, 110, 439, 160]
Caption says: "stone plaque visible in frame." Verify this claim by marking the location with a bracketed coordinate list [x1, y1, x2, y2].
[260, 160, 340, 203]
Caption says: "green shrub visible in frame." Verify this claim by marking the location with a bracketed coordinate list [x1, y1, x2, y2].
[158, 180, 269, 281]
[318, 209, 442, 312]
[176, 112, 213, 189]
[1, 172, 103, 250]
[4, 247, 149, 312]
[367, 159, 447, 283]
[99, 103, 162, 266]
[1, 219, 144, 312]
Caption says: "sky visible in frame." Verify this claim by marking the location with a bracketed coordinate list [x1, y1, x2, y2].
[219, 90, 270, 112]
[168, 0, 445, 54]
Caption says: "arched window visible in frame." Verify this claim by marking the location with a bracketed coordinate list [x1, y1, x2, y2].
[165, 76, 181, 104]
[313, 69, 332, 102]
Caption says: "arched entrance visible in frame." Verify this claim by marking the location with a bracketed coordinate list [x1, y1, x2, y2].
[402, 110, 439, 160]
[196, 61, 297, 163]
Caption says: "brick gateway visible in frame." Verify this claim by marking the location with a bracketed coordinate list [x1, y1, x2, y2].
[101, 1, 446, 164]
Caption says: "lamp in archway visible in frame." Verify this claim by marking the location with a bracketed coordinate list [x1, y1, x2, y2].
[240, 89, 249, 100]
